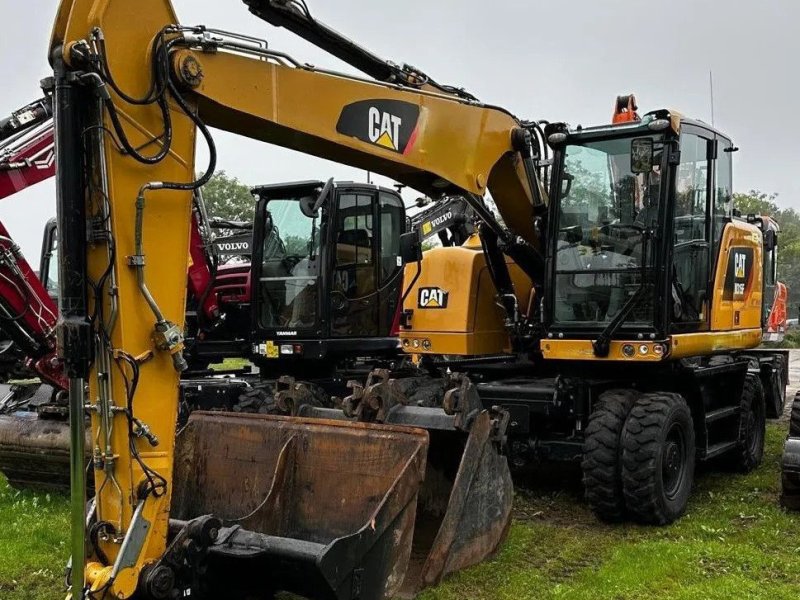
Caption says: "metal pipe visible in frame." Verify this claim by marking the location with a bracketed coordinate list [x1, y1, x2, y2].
[52, 45, 91, 597]
[69, 377, 87, 594]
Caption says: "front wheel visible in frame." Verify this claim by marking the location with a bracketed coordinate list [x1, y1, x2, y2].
[621, 392, 695, 525]
[581, 389, 638, 522]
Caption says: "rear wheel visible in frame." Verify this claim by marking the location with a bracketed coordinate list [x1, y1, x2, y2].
[723, 373, 765, 472]
[581, 389, 638, 522]
[621, 392, 695, 525]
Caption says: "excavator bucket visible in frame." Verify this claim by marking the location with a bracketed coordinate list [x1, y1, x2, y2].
[171, 412, 429, 600]
[0, 412, 73, 490]
[781, 437, 800, 510]
[0, 384, 90, 490]
[170, 402, 512, 599]
[405, 409, 513, 591]
[296, 370, 514, 594]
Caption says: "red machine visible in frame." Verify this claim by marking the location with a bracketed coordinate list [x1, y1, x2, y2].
[0, 95, 64, 388]
[0, 97, 239, 390]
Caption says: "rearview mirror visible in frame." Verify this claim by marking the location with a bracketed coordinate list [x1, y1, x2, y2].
[561, 172, 574, 198]
[300, 177, 335, 218]
[630, 138, 654, 174]
[399, 230, 423, 264]
[764, 229, 777, 252]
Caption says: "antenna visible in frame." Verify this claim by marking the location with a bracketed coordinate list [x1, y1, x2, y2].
[709, 70, 715, 128]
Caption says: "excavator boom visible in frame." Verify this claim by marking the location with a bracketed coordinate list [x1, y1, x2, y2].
[49, 1, 539, 597]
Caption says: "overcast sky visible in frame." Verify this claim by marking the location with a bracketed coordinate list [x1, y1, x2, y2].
[2, 0, 799, 262]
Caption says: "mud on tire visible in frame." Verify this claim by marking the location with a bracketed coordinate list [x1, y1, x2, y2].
[621, 392, 695, 525]
[581, 389, 638, 522]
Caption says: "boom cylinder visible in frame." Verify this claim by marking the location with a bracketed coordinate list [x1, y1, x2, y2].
[52, 47, 91, 595]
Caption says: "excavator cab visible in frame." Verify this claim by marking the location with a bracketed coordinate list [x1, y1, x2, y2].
[543, 111, 761, 356]
[250, 180, 406, 372]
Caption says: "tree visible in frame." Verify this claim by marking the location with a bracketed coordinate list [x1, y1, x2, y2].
[201, 171, 255, 222]
[733, 190, 780, 216]
[735, 190, 800, 308]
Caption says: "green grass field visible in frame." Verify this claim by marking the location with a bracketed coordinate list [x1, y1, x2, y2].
[0, 423, 798, 600]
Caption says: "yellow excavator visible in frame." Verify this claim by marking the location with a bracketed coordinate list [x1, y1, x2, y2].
[399, 98, 788, 525]
[50, 1, 548, 598]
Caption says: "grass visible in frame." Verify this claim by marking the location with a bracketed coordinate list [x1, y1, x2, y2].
[420, 422, 800, 600]
[0, 423, 797, 599]
[0, 484, 68, 599]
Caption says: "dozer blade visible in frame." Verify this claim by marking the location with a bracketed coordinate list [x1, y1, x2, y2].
[0, 411, 90, 491]
[781, 436, 800, 510]
[170, 412, 429, 600]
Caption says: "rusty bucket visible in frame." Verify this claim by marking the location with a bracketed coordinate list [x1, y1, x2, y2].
[390, 409, 513, 596]
[170, 411, 430, 600]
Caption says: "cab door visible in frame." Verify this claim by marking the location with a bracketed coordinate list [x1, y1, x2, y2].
[329, 187, 405, 338]
[670, 126, 715, 332]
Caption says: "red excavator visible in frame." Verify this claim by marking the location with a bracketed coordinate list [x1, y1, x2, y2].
[0, 95, 255, 488]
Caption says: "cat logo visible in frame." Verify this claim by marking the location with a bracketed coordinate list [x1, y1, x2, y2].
[418, 287, 448, 309]
[336, 99, 421, 154]
[733, 251, 748, 297]
[734, 252, 746, 278]
[723, 247, 753, 300]
[368, 107, 402, 150]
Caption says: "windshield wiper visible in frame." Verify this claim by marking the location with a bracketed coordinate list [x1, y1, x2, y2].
[591, 284, 649, 357]
[592, 227, 652, 357]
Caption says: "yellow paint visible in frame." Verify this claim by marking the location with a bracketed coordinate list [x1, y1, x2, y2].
[710, 220, 764, 331]
[399, 239, 532, 356]
[192, 50, 540, 246]
[542, 339, 668, 362]
[542, 329, 762, 362]
[375, 130, 395, 150]
[670, 328, 762, 358]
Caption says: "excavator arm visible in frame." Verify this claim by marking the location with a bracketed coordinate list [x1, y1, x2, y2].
[49, 1, 543, 597]
[0, 96, 228, 390]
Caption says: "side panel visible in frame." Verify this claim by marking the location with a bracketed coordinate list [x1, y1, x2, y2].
[399, 242, 531, 356]
[710, 221, 764, 332]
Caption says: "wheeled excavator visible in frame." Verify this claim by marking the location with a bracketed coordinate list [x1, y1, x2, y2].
[257, 7, 790, 527]
[397, 97, 788, 525]
[50, 1, 548, 598]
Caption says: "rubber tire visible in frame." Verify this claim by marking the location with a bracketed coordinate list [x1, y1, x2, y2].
[581, 389, 638, 522]
[723, 373, 766, 473]
[766, 355, 787, 419]
[789, 390, 800, 438]
[621, 392, 695, 525]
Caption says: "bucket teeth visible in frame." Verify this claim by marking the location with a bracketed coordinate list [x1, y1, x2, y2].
[343, 368, 409, 422]
[273, 375, 319, 415]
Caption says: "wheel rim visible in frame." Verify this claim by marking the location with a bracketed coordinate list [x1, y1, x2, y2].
[662, 423, 687, 500]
